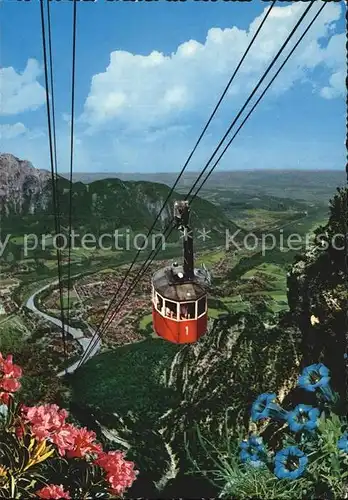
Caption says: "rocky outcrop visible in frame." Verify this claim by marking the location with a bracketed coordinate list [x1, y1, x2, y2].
[287, 187, 347, 400]
[0, 153, 51, 217]
[159, 313, 302, 473]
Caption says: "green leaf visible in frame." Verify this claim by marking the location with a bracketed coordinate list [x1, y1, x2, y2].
[9, 473, 16, 499]
[330, 454, 340, 473]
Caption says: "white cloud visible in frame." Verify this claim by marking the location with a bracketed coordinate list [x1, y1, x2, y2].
[0, 122, 28, 140]
[0, 59, 46, 116]
[320, 70, 345, 99]
[0, 121, 94, 173]
[82, 2, 344, 132]
[1, 3, 344, 174]
[0, 122, 46, 143]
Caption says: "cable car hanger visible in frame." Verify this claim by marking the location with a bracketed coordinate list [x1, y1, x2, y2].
[173, 200, 194, 281]
[151, 200, 210, 344]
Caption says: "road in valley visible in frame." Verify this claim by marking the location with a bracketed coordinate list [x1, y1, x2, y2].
[26, 280, 101, 376]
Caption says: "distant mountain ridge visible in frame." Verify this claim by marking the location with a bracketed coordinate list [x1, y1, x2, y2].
[0, 153, 237, 239]
[60, 169, 346, 203]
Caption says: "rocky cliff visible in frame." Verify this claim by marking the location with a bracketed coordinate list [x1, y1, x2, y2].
[0, 153, 51, 217]
[287, 187, 347, 400]
[158, 313, 302, 487]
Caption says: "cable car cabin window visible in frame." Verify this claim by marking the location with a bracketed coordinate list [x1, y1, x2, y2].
[156, 294, 163, 313]
[197, 296, 207, 317]
[179, 301, 195, 320]
[165, 300, 178, 320]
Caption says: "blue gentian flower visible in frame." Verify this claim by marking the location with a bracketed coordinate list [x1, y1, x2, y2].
[298, 363, 330, 391]
[274, 446, 308, 480]
[240, 452, 263, 468]
[337, 432, 348, 453]
[251, 393, 288, 422]
[239, 435, 265, 467]
[298, 363, 334, 401]
[286, 404, 320, 433]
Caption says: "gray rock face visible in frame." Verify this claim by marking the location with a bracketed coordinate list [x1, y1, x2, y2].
[160, 313, 302, 468]
[0, 153, 51, 216]
[286, 188, 348, 398]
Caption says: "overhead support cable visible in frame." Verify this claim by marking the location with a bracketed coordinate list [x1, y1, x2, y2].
[76, 1, 276, 368]
[78, 0, 315, 367]
[40, 0, 67, 363]
[66, 0, 78, 328]
[78, 0, 322, 368]
[189, 2, 325, 200]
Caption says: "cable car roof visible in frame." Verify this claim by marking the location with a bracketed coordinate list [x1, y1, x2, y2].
[152, 265, 207, 302]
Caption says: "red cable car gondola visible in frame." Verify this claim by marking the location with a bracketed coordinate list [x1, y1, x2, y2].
[152, 200, 211, 344]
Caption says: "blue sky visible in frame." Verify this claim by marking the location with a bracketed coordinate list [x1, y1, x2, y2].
[0, 0, 345, 172]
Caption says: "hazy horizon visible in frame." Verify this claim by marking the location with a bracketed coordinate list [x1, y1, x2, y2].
[60, 168, 344, 174]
